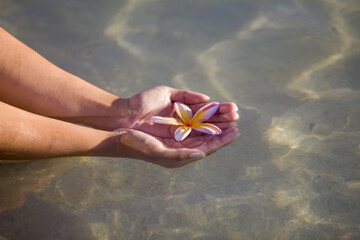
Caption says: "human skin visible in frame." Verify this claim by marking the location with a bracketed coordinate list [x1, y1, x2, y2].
[0, 27, 239, 168]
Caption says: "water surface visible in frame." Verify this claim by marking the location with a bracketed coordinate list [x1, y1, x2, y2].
[1, 0, 360, 239]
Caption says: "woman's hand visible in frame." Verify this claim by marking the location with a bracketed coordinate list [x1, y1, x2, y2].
[0, 87, 239, 167]
[0, 28, 239, 166]
[119, 86, 240, 139]
[106, 86, 240, 168]
[112, 127, 239, 168]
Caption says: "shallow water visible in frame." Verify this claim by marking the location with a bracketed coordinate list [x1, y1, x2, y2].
[1, 0, 360, 239]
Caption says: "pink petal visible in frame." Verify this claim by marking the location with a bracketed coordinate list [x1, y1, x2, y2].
[174, 126, 192, 141]
[192, 123, 222, 135]
[147, 116, 181, 125]
[190, 102, 219, 124]
[174, 102, 193, 124]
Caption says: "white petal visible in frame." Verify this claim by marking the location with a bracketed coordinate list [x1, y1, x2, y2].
[192, 123, 222, 135]
[190, 102, 219, 124]
[147, 116, 181, 125]
[174, 102, 193, 124]
[174, 126, 192, 141]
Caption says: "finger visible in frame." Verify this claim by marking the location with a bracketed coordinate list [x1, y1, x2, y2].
[207, 112, 240, 122]
[153, 146, 206, 163]
[200, 127, 240, 155]
[164, 125, 238, 149]
[162, 133, 207, 149]
[219, 102, 238, 113]
[169, 87, 210, 104]
[153, 127, 239, 167]
[214, 121, 238, 129]
[168, 122, 237, 136]
[167, 127, 239, 155]
[190, 102, 238, 113]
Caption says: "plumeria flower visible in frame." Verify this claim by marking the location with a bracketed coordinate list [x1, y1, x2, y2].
[148, 102, 222, 141]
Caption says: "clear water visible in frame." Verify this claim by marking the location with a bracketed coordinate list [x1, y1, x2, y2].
[1, 0, 360, 239]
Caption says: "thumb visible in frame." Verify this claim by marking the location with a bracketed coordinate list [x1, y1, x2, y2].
[156, 147, 206, 161]
[169, 87, 210, 104]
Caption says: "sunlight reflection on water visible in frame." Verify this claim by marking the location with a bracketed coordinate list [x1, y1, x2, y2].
[1, 0, 360, 239]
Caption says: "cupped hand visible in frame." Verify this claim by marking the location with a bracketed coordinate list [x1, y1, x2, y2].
[113, 126, 239, 168]
[121, 86, 239, 139]
[109, 86, 240, 167]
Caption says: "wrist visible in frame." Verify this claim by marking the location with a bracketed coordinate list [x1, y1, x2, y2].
[58, 97, 131, 131]
[89, 128, 129, 158]
[98, 97, 131, 130]
[85, 129, 120, 157]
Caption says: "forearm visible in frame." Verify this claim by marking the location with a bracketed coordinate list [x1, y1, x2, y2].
[0, 27, 128, 130]
[0, 101, 115, 160]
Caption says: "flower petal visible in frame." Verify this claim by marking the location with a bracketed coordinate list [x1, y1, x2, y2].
[174, 126, 192, 141]
[174, 102, 193, 124]
[190, 102, 219, 124]
[148, 116, 182, 125]
[192, 123, 222, 135]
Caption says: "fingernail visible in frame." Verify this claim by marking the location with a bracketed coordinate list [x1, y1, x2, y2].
[234, 112, 240, 120]
[233, 132, 240, 138]
[201, 94, 210, 100]
[190, 152, 205, 159]
[234, 104, 239, 112]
